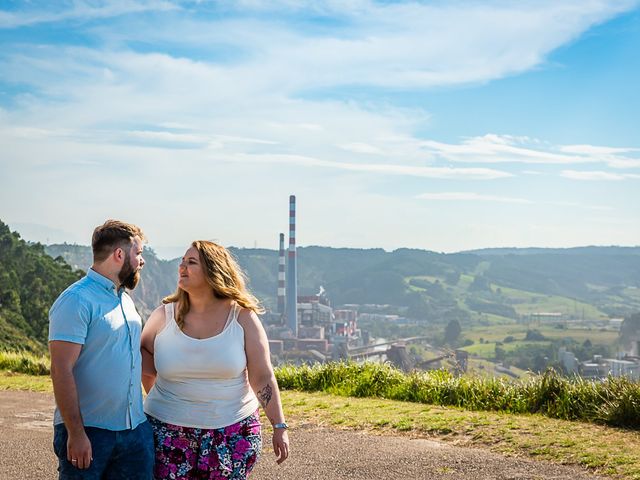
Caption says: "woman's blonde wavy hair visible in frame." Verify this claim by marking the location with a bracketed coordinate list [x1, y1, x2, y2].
[163, 240, 265, 329]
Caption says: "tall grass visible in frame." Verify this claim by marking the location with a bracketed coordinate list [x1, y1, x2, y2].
[276, 361, 640, 429]
[0, 351, 50, 375]
[2, 350, 638, 430]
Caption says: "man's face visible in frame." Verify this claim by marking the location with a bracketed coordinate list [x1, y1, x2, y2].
[118, 236, 145, 290]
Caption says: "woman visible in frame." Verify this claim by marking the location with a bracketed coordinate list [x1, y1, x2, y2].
[141, 240, 289, 479]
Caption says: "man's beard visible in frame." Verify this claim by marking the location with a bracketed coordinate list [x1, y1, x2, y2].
[118, 252, 141, 290]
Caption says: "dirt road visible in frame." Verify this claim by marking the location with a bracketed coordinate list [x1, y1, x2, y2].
[0, 390, 608, 479]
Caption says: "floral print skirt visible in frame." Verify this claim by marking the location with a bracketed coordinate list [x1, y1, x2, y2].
[147, 411, 262, 479]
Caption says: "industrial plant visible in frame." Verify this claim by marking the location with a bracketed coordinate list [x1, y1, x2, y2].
[262, 195, 368, 365]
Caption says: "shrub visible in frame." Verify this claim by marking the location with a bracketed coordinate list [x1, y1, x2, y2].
[275, 361, 640, 430]
[0, 350, 50, 375]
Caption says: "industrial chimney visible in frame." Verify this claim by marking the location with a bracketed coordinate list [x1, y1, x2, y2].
[277, 233, 285, 315]
[286, 195, 298, 337]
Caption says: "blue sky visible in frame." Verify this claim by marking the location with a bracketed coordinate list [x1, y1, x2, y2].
[1, 1, 639, 258]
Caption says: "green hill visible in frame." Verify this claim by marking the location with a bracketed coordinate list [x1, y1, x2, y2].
[2, 218, 639, 353]
[45, 243, 178, 319]
[0, 221, 82, 352]
[44, 243, 640, 322]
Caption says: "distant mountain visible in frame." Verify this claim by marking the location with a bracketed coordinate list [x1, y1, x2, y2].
[45, 244, 179, 319]
[465, 246, 640, 256]
[3, 217, 640, 352]
[44, 243, 640, 321]
[7, 222, 83, 245]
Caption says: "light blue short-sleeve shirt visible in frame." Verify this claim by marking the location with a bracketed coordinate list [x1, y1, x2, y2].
[48, 268, 146, 431]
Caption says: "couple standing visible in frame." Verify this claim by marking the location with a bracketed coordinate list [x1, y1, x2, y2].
[48, 220, 289, 479]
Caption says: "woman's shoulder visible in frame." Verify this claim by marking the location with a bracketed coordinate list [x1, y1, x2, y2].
[236, 306, 260, 329]
[143, 303, 171, 333]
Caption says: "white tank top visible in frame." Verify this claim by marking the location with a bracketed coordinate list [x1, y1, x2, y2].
[144, 302, 259, 429]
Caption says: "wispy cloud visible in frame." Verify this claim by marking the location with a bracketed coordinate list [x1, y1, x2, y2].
[0, 1, 177, 28]
[561, 170, 640, 181]
[216, 153, 512, 180]
[559, 144, 640, 168]
[1, 1, 639, 250]
[416, 192, 531, 203]
[416, 192, 612, 211]
[421, 134, 640, 170]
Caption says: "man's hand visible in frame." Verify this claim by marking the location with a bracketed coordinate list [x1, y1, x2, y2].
[67, 430, 92, 469]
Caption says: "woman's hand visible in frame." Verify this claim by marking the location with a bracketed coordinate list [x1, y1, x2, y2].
[272, 428, 289, 464]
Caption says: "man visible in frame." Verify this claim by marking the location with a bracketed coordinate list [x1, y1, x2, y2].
[49, 220, 154, 479]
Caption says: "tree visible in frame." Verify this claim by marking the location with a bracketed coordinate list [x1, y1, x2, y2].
[469, 274, 491, 292]
[444, 270, 461, 286]
[0, 220, 83, 351]
[444, 319, 461, 345]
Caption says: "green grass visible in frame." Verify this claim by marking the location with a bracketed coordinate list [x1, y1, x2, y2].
[282, 390, 640, 479]
[0, 370, 52, 391]
[462, 340, 552, 359]
[0, 350, 50, 375]
[491, 285, 607, 318]
[275, 361, 640, 429]
[464, 323, 618, 346]
[406, 273, 612, 328]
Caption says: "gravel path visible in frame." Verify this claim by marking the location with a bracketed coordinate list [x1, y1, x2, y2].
[0, 390, 609, 480]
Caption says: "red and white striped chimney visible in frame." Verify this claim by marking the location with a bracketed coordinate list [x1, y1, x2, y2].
[286, 195, 298, 337]
[277, 233, 285, 315]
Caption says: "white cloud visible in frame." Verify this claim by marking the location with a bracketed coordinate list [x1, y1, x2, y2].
[416, 192, 612, 211]
[560, 144, 640, 155]
[416, 192, 531, 203]
[559, 144, 640, 168]
[1, 1, 639, 250]
[560, 170, 640, 181]
[339, 143, 384, 155]
[0, 1, 178, 28]
[210, 153, 512, 180]
[420, 134, 640, 169]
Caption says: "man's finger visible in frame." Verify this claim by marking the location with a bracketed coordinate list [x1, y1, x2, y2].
[83, 451, 92, 469]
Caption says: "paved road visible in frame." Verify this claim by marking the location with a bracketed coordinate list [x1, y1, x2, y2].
[0, 390, 609, 480]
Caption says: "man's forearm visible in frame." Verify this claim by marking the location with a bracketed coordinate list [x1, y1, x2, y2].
[51, 367, 84, 434]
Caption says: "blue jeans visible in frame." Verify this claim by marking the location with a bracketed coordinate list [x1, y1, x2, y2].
[53, 421, 154, 479]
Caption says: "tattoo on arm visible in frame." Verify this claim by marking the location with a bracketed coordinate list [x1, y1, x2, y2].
[257, 384, 272, 408]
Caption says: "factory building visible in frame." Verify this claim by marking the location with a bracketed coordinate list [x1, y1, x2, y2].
[263, 194, 365, 363]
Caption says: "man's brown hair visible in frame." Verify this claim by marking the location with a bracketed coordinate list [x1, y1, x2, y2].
[92, 220, 145, 263]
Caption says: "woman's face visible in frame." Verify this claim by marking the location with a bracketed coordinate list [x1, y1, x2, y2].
[177, 246, 207, 291]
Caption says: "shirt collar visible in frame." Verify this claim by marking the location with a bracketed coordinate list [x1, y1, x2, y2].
[87, 268, 119, 294]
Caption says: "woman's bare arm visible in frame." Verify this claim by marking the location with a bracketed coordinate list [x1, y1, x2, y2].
[241, 309, 289, 464]
[141, 305, 165, 394]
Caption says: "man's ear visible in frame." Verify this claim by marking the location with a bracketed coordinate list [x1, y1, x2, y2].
[113, 247, 124, 263]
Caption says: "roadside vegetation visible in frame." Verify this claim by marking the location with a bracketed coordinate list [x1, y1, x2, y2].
[3, 351, 639, 431]
[2, 369, 640, 479]
[0, 350, 49, 375]
[276, 361, 640, 429]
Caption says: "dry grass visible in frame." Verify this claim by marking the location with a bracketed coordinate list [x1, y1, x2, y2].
[283, 390, 640, 479]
